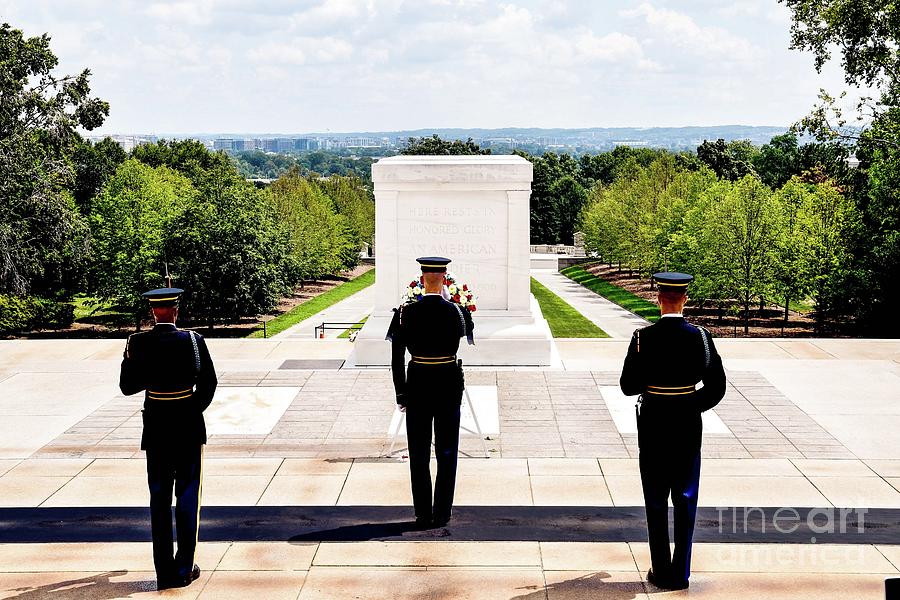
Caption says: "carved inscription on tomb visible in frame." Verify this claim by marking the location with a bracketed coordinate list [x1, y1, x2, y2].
[397, 192, 508, 309]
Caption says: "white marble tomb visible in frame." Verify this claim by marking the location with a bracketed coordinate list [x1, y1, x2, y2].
[350, 155, 554, 366]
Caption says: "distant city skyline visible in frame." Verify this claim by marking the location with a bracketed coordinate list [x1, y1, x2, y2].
[90, 125, 791, 154]
[4, 0, 854, 134]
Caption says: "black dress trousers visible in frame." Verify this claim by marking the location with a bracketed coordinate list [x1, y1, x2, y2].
[637, 404, 702, 585]
[146, 444, 203, 580]
[405, 401, 462, 521]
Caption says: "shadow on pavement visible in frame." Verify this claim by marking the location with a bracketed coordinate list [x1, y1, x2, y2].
[289, 520, 421, 542]
[510, 572, 651, 599]
[2, 571, 156, 599]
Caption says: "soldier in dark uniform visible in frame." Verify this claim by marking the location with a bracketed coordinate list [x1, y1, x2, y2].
[387, 257, 474, 529]
[119, 288, 217, 590]
[619, 272, 726, 591]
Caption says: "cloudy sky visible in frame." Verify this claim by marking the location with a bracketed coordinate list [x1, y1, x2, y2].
[2, 0, 850, 134]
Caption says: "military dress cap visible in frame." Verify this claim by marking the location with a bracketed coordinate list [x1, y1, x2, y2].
[653, 272, 693, 292]
[416, 256, 451, 273]
[142, 287, 184, 307]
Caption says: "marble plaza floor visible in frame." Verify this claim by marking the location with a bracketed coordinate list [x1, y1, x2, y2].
[0, 337, 898, 598]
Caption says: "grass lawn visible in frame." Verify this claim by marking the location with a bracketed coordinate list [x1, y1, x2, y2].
[788, 298, 816, 315]
[72, 295, 132, 326]
[337, 315, 368, 339]
[561, 265, 660, 322]
[248, 269, 376, 338]
[530, 277, 609, 338]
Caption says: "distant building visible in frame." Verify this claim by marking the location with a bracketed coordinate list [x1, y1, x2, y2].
[344, 137, 380, 148]
[213, 138, 235, 151]
[95, 134, 157, 152]
[232, 139, 257, 151]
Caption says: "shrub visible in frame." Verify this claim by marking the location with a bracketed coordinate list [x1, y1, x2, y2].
[0, 295, 75, 333]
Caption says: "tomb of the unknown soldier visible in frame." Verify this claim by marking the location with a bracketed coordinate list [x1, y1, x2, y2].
[351, 155, 555, 367]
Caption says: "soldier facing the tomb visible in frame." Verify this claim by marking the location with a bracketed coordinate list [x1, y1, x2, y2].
[119, 288, 218, 590]
[387, 256, 474, 529]
[620, 272, 726, 591]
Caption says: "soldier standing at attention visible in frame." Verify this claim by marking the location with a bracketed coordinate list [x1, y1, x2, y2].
[388, 257, 474, 529]
[119, 288, 217, 590]
[620, 272, 726, 591]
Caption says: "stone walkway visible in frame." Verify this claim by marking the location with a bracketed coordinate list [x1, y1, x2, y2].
[530, 270, 648, 339]
[1, 338, 899, 598]
[275, 285, 374, 339]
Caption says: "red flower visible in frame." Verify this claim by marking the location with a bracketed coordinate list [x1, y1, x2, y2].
[453, 294, 461, 302]
[468, 305, 476, 312]
[410, 280, 417, 287]
[462, 284, 468, 291]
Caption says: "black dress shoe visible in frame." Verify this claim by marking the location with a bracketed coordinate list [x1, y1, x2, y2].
[666, 578, 689, 590]
[646, 569, 664, 588]
[158, 576, 189, 590]
[414, 517, 433, 530]
[647, 569, 689, 591]
[169, 564, 201, 587]
[431, 516, 450, 528]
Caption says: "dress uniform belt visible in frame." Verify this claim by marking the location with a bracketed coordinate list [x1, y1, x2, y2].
[410, 355, 457, 365]
[147, 387, 194, 400]
[644, 384, 696, 396]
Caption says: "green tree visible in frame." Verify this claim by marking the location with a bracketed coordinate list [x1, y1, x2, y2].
[72, 136, 127, 214]
[753, 133, 802, 188]
[269, 169, 354, 281]
[132, 139, 242, 195]
[548, 175, 587, 246]
[697, 139, 758, 181]
[772, 178, 814, 322]
[166, 184, 294, 327]
[401, 134, 490, 155]
[804, 180, 859, 330]
[525, 152, 582, 244]
[318, 175, 375, 259]
[782, 0, 900, 335]
[89, 159, 191, 321]
[703, 176, 779, 333]
[0, 23, 108, 297]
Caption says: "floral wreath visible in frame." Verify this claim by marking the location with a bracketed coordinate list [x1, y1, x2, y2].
[402, 271, 477, 312]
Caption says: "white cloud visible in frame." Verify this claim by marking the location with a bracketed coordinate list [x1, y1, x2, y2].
[145, 1, 216, 26]
[4, 0, 849, 132]
[621, 2, 759, 62]
[249, 37, 354, 65]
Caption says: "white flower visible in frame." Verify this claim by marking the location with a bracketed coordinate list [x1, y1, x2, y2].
[448, 284, 458, 294]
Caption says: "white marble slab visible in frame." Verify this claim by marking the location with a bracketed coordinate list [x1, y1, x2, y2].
[205, 387, 300, 435]
[387, 385, 500, 437]
[599, 386, 731, 435]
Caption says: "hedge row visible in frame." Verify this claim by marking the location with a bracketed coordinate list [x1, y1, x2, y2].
[0, 295, 75, 334]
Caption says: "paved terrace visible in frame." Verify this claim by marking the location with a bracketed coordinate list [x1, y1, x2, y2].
[0, 337, 898, 598]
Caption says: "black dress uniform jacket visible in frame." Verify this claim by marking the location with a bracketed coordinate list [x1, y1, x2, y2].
[119, 323, 217, 449]
[388, 295, 474, 406]
[621, 317, 726, 418]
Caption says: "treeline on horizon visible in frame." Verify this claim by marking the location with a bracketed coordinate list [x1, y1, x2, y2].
[0, 24, 374, 334]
